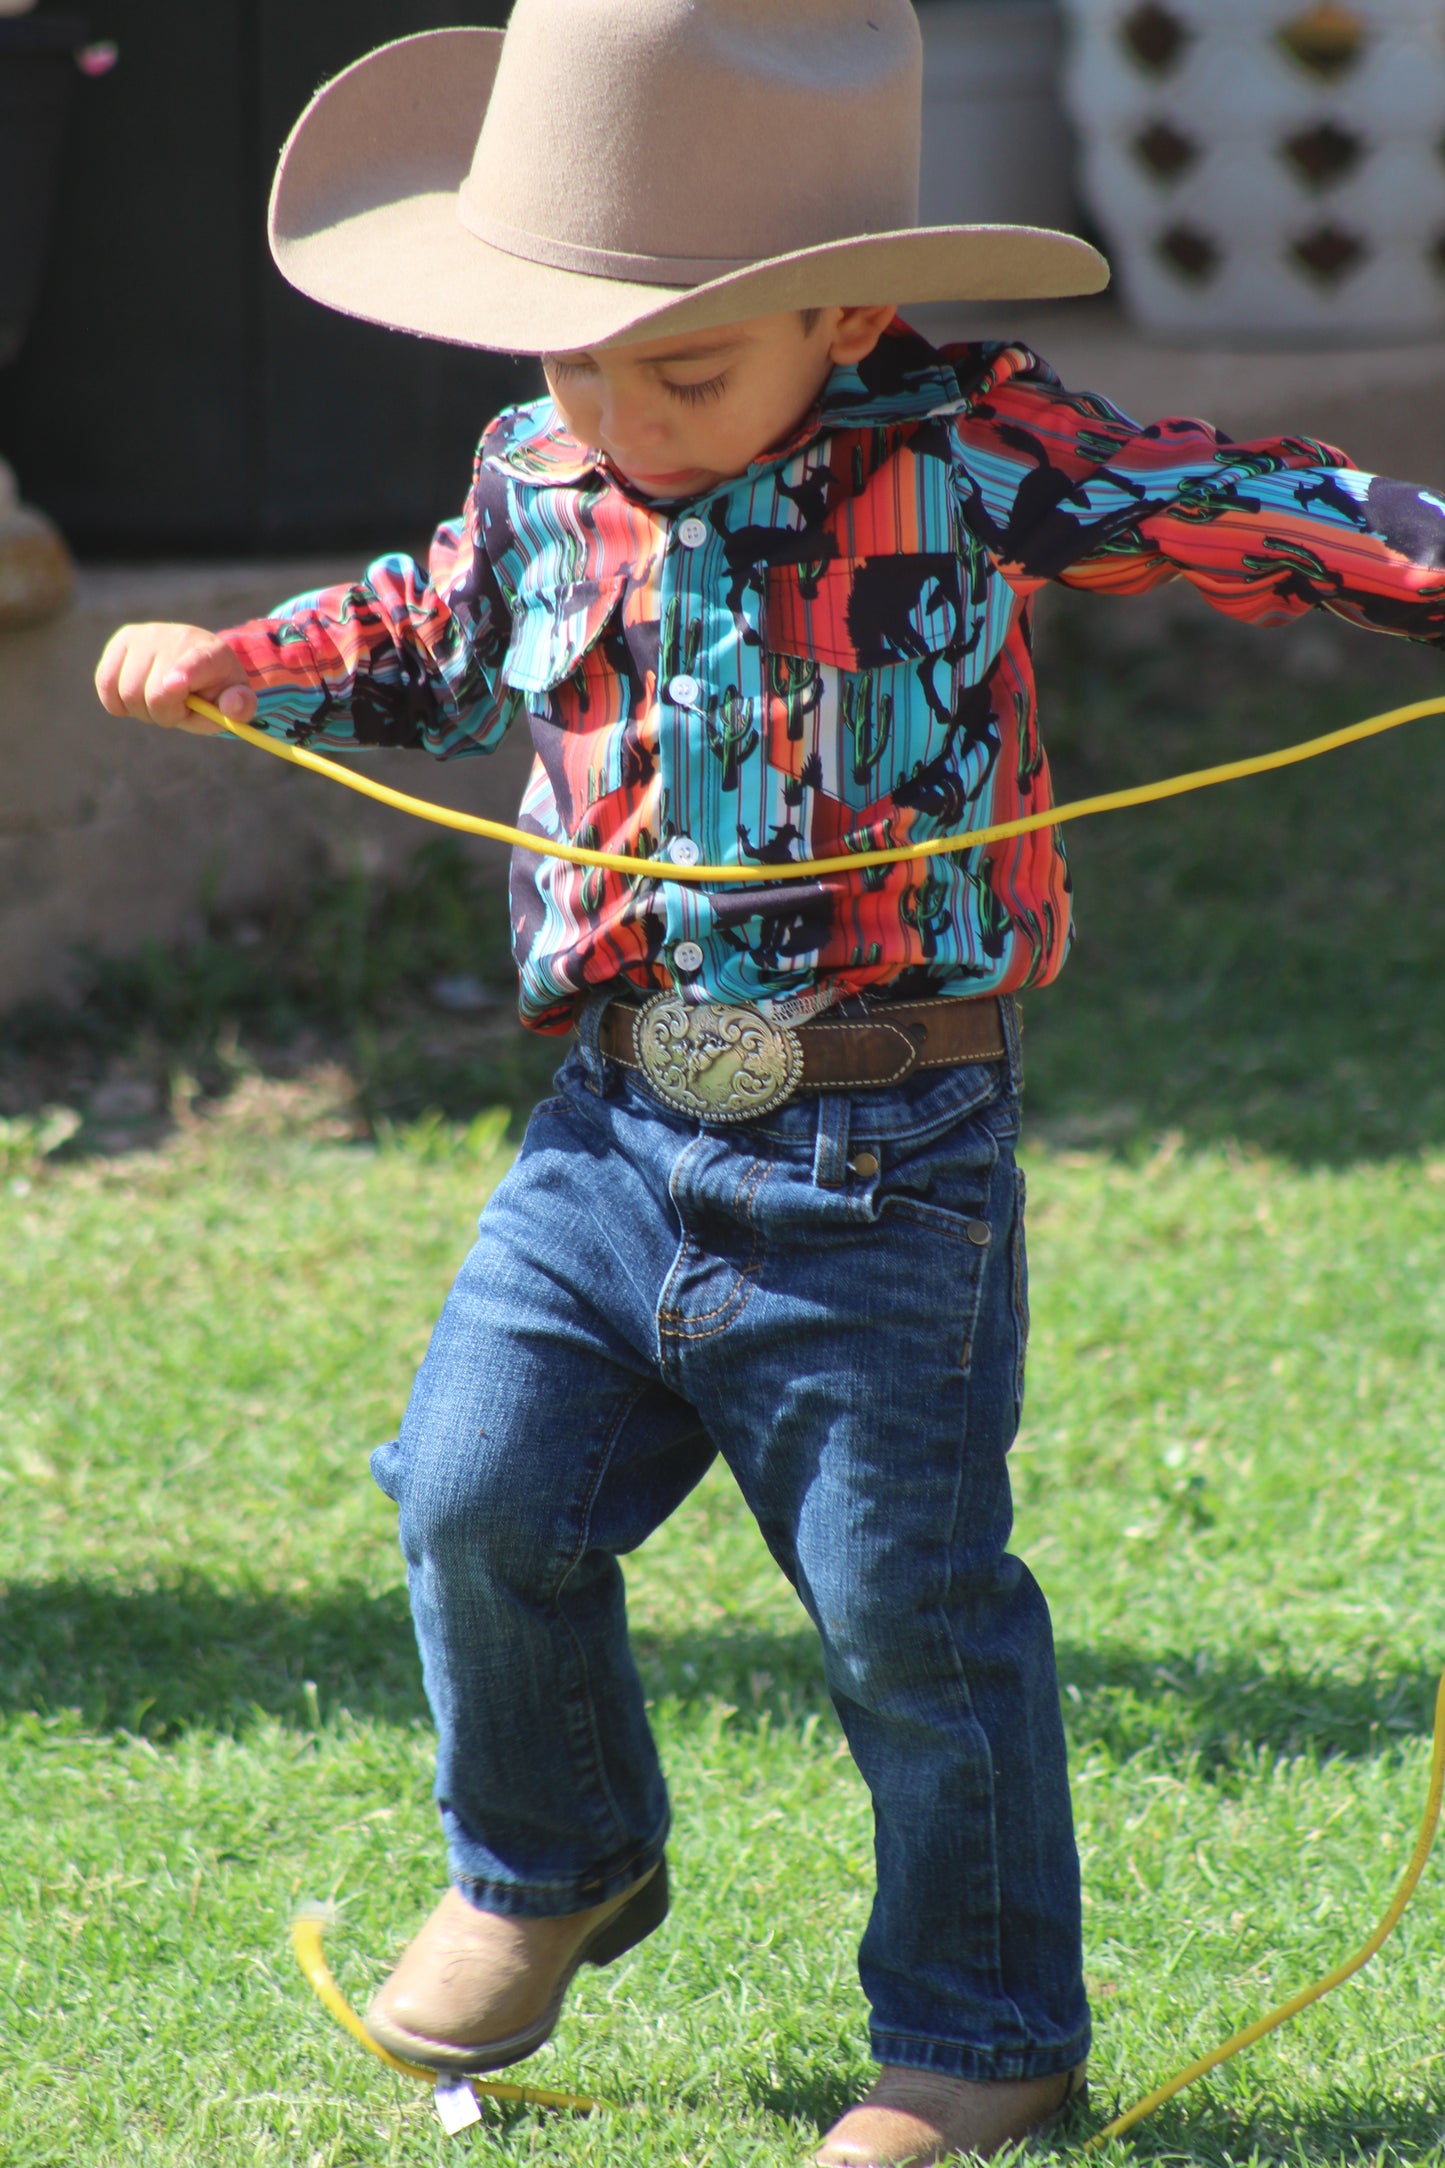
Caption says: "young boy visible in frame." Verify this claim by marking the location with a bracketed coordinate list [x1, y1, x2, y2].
[95, 3, 1445, 2159]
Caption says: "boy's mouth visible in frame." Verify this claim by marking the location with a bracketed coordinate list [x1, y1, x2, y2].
[609, 461, 713, 495]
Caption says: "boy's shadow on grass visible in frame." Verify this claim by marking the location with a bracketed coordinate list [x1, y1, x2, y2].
[743, 2062, 1445, 2164]
[1, 1579, 1439, 1777]
[1101, 2094, 1445, 2165]
[0, 1575, 424, 1738]
[1054, 1638, 1441, 1777]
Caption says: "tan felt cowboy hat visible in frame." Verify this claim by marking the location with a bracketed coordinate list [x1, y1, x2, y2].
[269, 0, 1108, 356]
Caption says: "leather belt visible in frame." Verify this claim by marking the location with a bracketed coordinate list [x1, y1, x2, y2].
[597, 992, 1007, 1123]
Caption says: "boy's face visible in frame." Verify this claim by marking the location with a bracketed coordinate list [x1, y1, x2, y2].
[541, 305, 897, 498]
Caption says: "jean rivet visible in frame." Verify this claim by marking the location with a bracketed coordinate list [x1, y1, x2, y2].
[850, 1150, 880, 1179]
[966, 1219, 992, 1246]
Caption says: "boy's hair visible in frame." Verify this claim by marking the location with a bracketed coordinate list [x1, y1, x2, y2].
[800, 308, 823, 335]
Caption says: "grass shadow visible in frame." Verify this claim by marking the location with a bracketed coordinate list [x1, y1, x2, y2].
[744, 2057, 1445, 2163]
[1096, 2088, 1445, 2163]
[737, 2049, 867, 2144]
[2, 1579, 1438, 1779]
[1054, 1639, 1440, 1779]
[0, 1574, 423, 1738]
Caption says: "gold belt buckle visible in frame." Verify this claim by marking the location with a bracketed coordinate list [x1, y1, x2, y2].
[632, 994, 804, 1123]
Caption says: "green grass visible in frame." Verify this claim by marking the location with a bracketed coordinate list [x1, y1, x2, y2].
[1024, 597, 1445, 1164]
[3, 1092, 1445, 2165]
[5, 600, 1445, 2161]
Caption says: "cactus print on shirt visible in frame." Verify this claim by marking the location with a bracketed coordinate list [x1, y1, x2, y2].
[223, 321, 1445, 1034]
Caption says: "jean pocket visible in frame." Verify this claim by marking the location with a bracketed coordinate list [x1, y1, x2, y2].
[865, 1097, 1004, 1240]
[876, 1192, 994, 1245]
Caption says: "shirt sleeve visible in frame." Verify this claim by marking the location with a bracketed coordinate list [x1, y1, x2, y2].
[218, 451, 520, 756]
[951, 357, 1445, 644]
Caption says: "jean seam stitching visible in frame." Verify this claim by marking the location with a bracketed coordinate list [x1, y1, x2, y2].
[931, 1131, 1023, 2025]
[867, 2027, 1089, 2072]
[548, 1381, 653, 1850]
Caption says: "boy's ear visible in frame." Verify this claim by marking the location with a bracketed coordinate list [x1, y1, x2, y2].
[824, 304, 899, 367]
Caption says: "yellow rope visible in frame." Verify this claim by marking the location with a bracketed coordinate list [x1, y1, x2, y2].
[188, 692, 1445, 884]
[289, 1912, 603, 2115]
[226, 684, 1445, 2141]
[1086, 1663, 1445, 2149]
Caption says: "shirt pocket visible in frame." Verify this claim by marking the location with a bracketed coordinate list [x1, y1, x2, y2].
[765, 553, 968, 672]
[501, 574, 628, 704]
[763, 554, 969, 811]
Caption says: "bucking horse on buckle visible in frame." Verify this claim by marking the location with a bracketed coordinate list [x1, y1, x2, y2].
[633, 994, 803, 1122]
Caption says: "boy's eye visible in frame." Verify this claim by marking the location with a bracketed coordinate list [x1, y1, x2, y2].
[546, 356, 594, 382]
[663, 374, 728, 407]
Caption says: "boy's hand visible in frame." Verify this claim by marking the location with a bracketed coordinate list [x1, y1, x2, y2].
[94, 623, 257, 734]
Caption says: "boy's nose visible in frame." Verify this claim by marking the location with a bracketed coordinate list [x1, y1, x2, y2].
[596, 383, 670, 458]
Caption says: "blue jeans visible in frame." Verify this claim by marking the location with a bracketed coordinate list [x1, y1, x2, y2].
[371, 999, 1089, 2081]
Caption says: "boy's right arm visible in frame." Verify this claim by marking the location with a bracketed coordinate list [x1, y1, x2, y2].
[94, 450, 516, 756]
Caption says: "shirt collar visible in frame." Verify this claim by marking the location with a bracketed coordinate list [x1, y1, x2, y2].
[485, 320, 1039, 493]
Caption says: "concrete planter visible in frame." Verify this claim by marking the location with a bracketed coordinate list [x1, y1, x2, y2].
[917, 1, 1079, 232]
[1061, 0, 1445, 343]
[0, 458, 72, 627]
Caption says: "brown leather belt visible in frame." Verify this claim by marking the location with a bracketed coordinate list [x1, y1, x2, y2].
[598, 992, 1007, 1121]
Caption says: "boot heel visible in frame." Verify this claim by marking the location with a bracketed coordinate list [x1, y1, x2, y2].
[582, 1857, 669, 1967]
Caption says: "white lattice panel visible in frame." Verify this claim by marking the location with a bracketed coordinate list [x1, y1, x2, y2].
[1061, 0, 1445, 340]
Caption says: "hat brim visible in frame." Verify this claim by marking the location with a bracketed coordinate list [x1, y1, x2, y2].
[269, 28, 1109, 356]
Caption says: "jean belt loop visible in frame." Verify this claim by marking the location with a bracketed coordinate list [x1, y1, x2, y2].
[812, 1089, 852, 1191]
[1000, 994, 1025, 1098]
[574, 992, 614, 1094]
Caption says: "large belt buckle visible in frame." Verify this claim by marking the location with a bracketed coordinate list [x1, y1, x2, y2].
[633, 994, 803, 1123]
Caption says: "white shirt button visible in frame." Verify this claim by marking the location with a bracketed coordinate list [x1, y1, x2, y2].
[667, 672, 701, 708]
[676, 516, 708, 551]
[668, 834, 702, 866]
[673, 941, 705, 973]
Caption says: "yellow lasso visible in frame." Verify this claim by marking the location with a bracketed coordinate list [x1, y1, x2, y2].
[223, 681, 1445, 2142]
[1086, 1663, 1445, 2148]
[188, 691, 1445, 882]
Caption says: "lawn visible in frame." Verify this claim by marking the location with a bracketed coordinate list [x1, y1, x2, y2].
[3, 597, 1445, 2164]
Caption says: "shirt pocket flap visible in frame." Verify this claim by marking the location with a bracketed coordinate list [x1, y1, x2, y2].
[766, 554, 968, 671]
[503, 574, 627, 695]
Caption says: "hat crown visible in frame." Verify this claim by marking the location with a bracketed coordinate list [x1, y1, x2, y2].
[460, 0, 923, 283]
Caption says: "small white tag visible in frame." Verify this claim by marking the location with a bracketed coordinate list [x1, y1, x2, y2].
[434, 2075, 483, 2135]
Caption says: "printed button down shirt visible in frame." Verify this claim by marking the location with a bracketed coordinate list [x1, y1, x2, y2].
[224, 321, 1445, 1034]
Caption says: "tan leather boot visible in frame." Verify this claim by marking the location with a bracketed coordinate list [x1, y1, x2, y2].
[363, 1858, 668, 2072]
[813, 2063, 1087, 2166]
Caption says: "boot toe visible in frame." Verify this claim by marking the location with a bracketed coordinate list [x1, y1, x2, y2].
[813, 2065, 1087, 2168]
[814, 2105, 943, 2166]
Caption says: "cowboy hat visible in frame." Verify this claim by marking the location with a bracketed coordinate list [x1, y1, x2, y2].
[269, 0, 1107, 355]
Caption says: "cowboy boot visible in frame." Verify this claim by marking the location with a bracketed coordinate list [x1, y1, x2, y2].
[363, 1858, 668, 2072]
[814, 2063, 1087, 2166]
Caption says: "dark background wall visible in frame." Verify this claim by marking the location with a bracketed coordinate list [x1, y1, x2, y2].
[0, 0, 538, 553]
